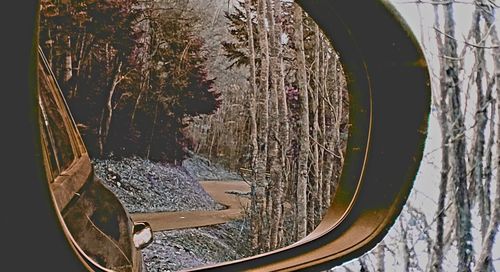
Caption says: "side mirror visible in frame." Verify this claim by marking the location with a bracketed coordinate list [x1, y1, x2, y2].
[133, 222, 153, 250]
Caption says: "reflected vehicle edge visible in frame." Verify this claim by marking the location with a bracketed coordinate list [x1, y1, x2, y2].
[38, 46, 152, 272]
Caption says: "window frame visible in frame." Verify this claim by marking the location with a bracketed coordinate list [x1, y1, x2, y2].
[38, 47, 91, 211]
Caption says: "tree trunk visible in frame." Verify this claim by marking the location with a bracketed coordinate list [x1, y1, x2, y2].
[376, 241, 385, 272]
[483, 95, 495, 225]
[266, 0, 284, 251]
[243, 0, 260, 252]
[467, 6, 489, 240]
[293, 3, 310, 239]
[274, 0, 290, 247]
[401, 220, 411, 272]
[333, 54, 345, 198]
[98, 61, 123, 156]
[318, 40, 326, 216]
[254, 0, 270, 251]
[66, 31, 90, 100]
[46, 26, 54, 68]
[63, 35, 73, 92]
[475, 93, 497, 272]
[146, 97, 160, 160]
[474, 3, 500, 271]
[431, 3, 449, 271]
[322, 52, 335, 213]
[443, 3, 473, 271]
[311, 24, 321, 227]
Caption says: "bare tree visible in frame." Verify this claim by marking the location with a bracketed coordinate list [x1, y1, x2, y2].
[250, 0, 271, 252]
[243, 0, 261, 252]
[467, 4, 491, 242]
[63, 35, 73, 89]
[310, 23, 321, 227]
[273, 0, 290, 248]
[474, 1, 500, 271]
[431, 3, 450, 271]
[442, 2, 473, 271]
[186, 0, 348, 253]
[375, 242, 386, 272]
[98, 60, 125, 156]
[293, 2, 310, 239]
[400, 220, 411, 272]
[266, 0, 285, 251]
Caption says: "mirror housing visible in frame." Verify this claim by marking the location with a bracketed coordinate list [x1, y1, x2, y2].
[133, 222, 153, 250]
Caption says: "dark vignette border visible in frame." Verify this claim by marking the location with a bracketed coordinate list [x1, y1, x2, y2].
[3, 0, 87, 271]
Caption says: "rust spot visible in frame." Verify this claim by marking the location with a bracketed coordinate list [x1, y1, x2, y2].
[412, 58, 427, 69]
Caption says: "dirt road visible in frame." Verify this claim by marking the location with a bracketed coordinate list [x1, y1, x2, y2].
[130, 181, 250, 231]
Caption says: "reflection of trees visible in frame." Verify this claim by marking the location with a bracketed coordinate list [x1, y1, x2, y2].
[189, 0, 349, 253]
[39, 0, 220, 162]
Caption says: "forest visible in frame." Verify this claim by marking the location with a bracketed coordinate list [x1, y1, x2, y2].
[39, 0, 500, 271]
[39, 0, 348, 257]
[40, 0, 221, 162]
[187, 0, 349, 251]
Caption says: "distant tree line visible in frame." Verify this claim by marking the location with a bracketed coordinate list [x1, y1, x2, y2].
[39, 0, 221, 162]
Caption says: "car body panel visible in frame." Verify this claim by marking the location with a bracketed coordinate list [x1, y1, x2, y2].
[38, 46, 143, 272]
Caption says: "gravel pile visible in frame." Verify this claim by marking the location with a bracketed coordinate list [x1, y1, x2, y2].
[142, 220, 251, 271]
[182, 153, 242, 181]
[93, 155, 251, 272]
[93, 156, 222, 213]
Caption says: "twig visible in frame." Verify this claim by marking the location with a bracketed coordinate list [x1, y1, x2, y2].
[434, 27, 500, 49]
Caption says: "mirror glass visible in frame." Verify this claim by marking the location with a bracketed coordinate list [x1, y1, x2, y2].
[39, 0, 349, 270]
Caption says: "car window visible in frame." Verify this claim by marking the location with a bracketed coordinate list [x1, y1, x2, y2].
[38, 61, 77, 179]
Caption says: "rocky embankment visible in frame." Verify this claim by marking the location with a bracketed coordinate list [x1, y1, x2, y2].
[93, 155, 251, 271]
[182, 152, 242, 181]
[93, 156, 223, 213]
[142, 219, 250, 271]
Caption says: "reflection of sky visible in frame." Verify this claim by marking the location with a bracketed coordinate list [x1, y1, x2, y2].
[354, 1, 500, 270]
